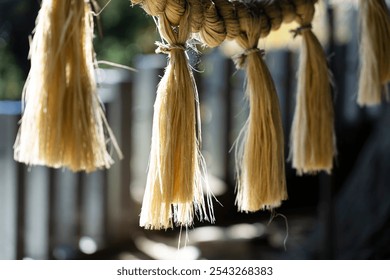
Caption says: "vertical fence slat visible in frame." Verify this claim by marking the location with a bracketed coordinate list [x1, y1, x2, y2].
[201, 50, 232, 182]
[82, 171, 105, 247]
[101, 69, 134, 244]
[24, 166, 49, 259]
[15, 163, 25, 260]
[0, 114, 19, 259]
[130, 55, 165, 207]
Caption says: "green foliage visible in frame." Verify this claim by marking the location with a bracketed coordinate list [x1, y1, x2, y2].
[94, 1, 158, 66]
[0, 0, 37, 100]
[0, 43, 23, 100]
[0, 0, 157, 100]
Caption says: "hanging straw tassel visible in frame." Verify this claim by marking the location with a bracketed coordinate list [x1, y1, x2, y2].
[14, 0, 121, 172]
[290, 0, 335, 175]
[234, 3, 287, 212]
[139, 6, 213, 230]
[358, 0, 390, 106]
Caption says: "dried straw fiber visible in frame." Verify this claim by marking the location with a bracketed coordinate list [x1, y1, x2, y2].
[358, 0, 390, 106]
[139, 7, 214, 230]
[14, 0, 121, 172]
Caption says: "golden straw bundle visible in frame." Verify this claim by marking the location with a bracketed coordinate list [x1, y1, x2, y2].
[290, 0, 335, 175]
[14, 0, 120, 172]
[132, 0, 336, 228]
[139, 7, 213, 230]
[234, 3, 287, 212]
[358, 0, 390, 106]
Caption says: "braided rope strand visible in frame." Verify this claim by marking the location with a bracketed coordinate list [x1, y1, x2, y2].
[131, 0, 318, 47]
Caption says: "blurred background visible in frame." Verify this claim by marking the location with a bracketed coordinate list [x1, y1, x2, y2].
[1, 0, 390, 260]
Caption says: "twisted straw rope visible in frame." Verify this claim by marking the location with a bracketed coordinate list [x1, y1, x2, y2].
[131, 0, 318, 47]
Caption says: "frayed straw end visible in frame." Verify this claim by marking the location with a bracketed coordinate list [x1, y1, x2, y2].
[235, 51, 287, 213]
[290, 30, 335, 175]
[139, 11, 214, 230]
[358, 0, 390, 106]
[13, 0, 120, 173]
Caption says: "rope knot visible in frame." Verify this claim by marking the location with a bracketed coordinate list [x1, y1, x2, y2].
[155, 41, 186, 54]
[233, 48, 265, 69]
[290, 24, 312, 38]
